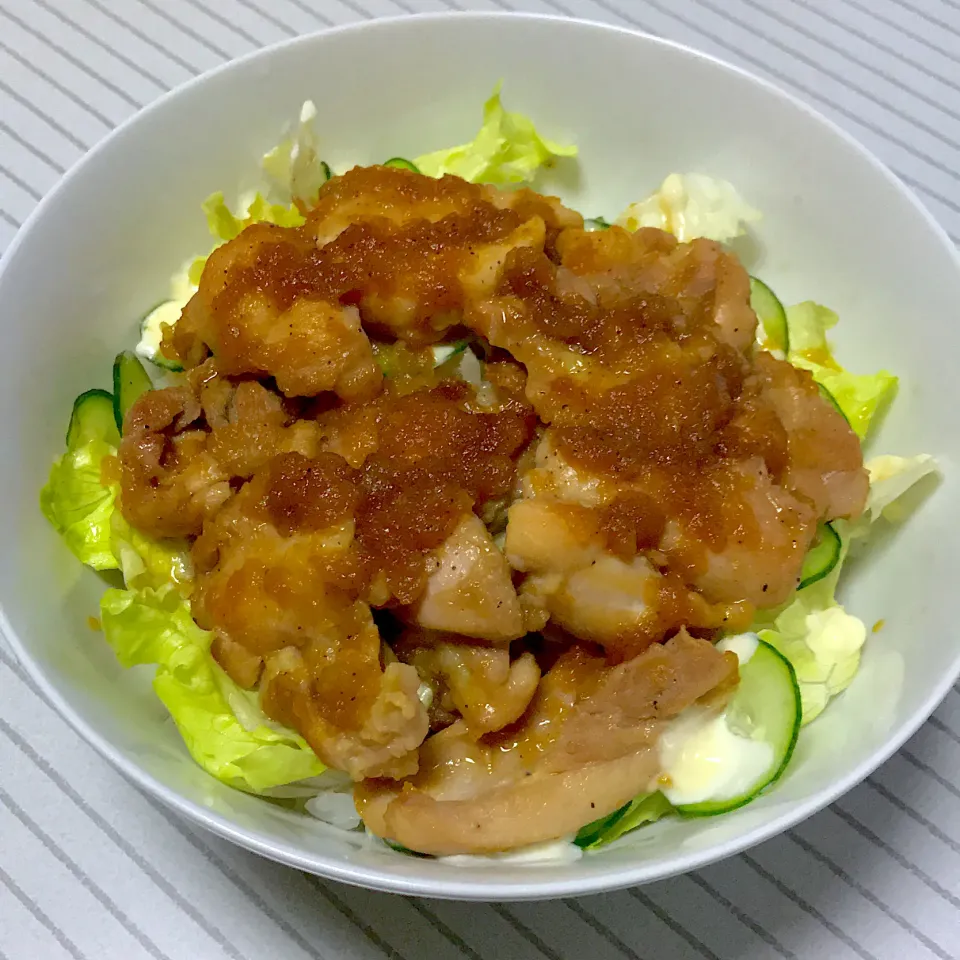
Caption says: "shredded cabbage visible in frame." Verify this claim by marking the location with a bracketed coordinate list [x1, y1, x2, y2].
[415, 84, 577, 185]
[262, 99, 329, 205]
[616, 173, 761, 243]
[262, 87, 576, 196]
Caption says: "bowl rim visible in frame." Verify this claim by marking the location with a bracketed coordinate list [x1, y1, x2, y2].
[2, 9, 959, 901]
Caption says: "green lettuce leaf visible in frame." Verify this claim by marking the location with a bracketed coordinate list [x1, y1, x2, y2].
[110, 511, 192, 592]
[785, 301, 898, 439]
[201, 190, 305, 243]
[616, 173, 761, 243]
[40, 439, 120, 571]
[100, 585, 324, 793]
[179, 190, 306, 300]
[415, 84, 577, 185]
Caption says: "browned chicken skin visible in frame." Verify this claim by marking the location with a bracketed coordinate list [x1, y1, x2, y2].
[116, 165, 868, 852]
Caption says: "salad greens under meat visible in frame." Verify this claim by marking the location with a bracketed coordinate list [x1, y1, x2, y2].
[41, 87, 936, 858]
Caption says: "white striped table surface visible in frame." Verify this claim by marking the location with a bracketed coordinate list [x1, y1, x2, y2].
[0, 2, 958, 959]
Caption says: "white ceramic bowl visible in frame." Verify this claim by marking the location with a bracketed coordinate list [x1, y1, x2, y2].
[0, 12, 956, 901]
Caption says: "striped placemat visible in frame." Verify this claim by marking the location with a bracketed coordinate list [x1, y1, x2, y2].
[0, 2, 957, 958]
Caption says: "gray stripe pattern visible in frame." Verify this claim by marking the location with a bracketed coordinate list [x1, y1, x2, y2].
[0, 2, 958, 959]
[0, 863, 88, 960]
[0, 785, 173, 960]
[0, 684, 251, 960]
[0, 5, 144, 108]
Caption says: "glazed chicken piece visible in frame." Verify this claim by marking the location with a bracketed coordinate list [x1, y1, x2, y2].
[555, 226, 758, 353]
[169, 167, 585, 391]
[260, 608, 429, 781]
[201, 375, 324, 477]
[395, 632, 541, 735]
[503, 393, 839, 617]
[476, 226, 866, 637]
[191, 451, 361, 664]
[318, 379, 534, 611]
[168, 223, 383, 400]
[752, 352, 868, 519]
[117, 384, 230, 539]
[118, 369, 324, 539]
[413, 513, 524, 641]
[505, 492, 749, 658]
[657, 460, 818, 606]
[184, 376, 534, 778]
[310, 206, 545, 344]
[309, 165, 582, 248]
[307, 166, 565, 343]
[169, 168, 559, 375]
[191, 450, 429, 780]
[309, 165, 508, 246]
[357, 631, 737, 855]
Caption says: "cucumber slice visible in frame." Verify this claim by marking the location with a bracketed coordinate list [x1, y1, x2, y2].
[750, 277, 789, 353]
[383, 157, 421, 174]
[674, 636, 800, 817]
[382, 838, 432, 858]
[320, 160, 332, 182]
[65, 388, 120, 449]
[136, 300, 185, 372]
[817, 381, 852, 429]
[584, 217, 611, 231]
[112, 351, 154, 432]
[574, 792, 673, 850]
[798, 521, 842, 590]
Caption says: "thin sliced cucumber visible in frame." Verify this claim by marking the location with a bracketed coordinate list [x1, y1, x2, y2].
[136, 300, 185, 372]
[798, 521, 841, 590]
[675, 636, 800, 817]
[750, 277, 789, 354]
[65, 388, 120, 449]
[583, 216, 611, 231]
[383, 157, 421, 174]
[320, 160, 332, 182]
[382, 839, 432, 858]
[817, 381, 851, 428]
[574, 792, 673, 850]
[112, 351, 154, 432]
